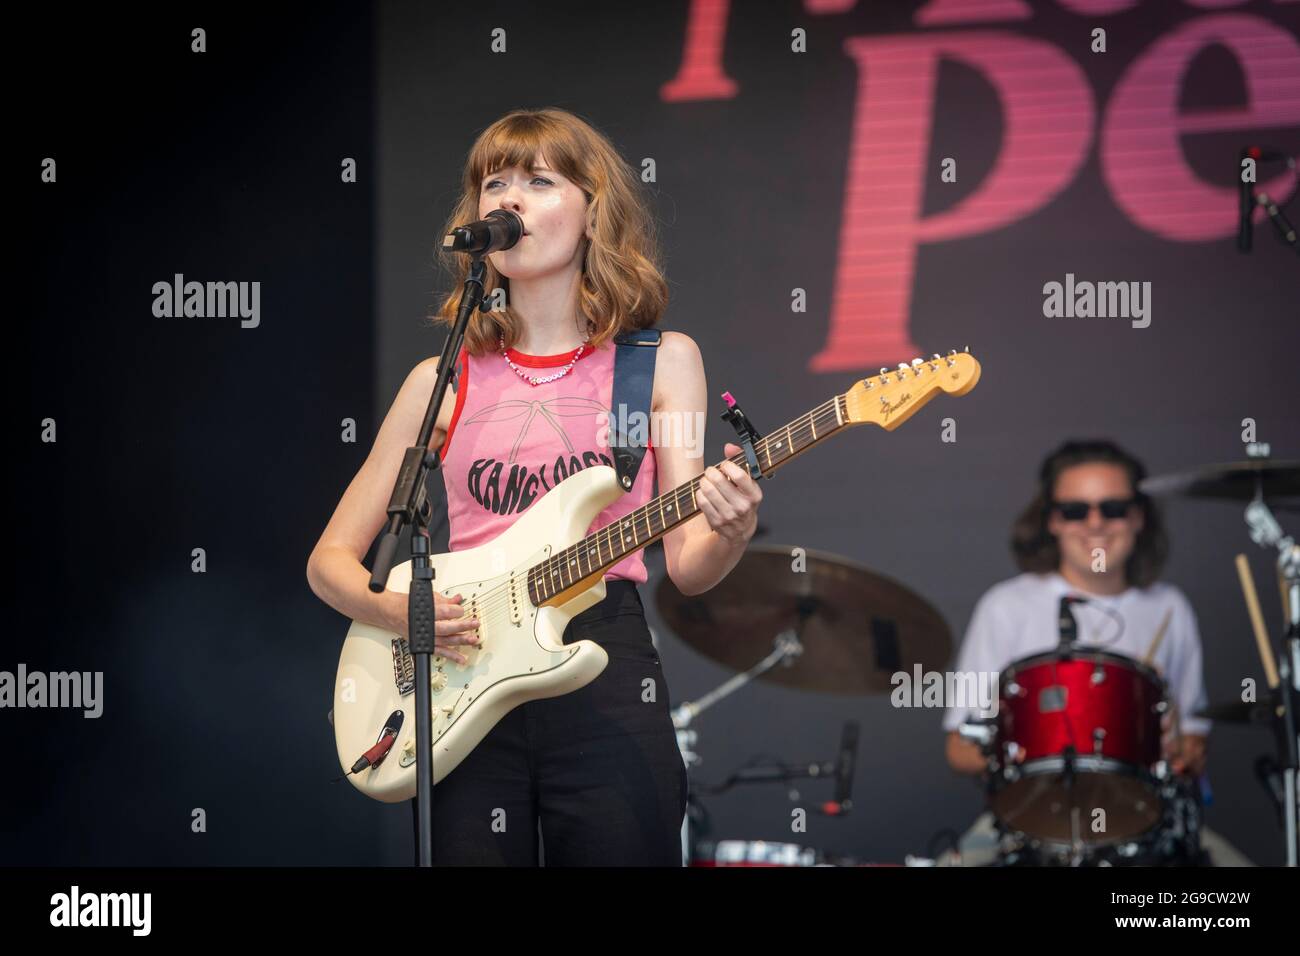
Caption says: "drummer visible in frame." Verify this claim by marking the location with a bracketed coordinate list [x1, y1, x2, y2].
[943, 438, 1209, 777]
[940, 440, 1252, 866]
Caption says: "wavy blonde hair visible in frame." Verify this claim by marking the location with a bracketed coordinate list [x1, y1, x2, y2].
[431, 108, 668, 355]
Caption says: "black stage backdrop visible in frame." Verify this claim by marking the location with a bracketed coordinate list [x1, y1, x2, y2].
[11, 1, 1300, 867]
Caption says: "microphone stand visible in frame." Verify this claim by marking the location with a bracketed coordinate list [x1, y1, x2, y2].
[368, 256, 487, 867]
[1056, 595, 1083, 863]
[1254, 190, 1299, 255]
[1244, 491, 1300, 866]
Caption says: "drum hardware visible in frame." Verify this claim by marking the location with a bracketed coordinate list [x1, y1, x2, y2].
[680, 723, 860, 866]
[1142, 453, 1300, 866]
[669, 629, 806, 865]
[656, 545, 949, 865]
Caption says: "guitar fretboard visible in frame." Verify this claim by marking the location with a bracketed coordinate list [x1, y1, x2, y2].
[526, 392, 850, 605]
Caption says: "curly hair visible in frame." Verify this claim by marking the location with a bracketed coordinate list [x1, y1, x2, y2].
[431, 107, 668, 355]
[1010, 439, 1168, 588]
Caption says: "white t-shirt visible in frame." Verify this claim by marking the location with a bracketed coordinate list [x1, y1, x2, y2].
[941, 572, 1211, 736]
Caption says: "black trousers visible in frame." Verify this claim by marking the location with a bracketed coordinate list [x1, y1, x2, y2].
[411, 580, 688, 866]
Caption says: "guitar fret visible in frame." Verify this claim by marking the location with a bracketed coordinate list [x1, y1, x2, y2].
[528, 394, 858, 605]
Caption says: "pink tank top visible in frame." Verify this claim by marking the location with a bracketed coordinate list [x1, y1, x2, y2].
[437, 339, 657, 584]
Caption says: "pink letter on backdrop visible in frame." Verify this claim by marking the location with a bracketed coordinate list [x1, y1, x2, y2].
[810, 32, 1094, 372]
[661, 0, 738, 101]
[913, 0, 1033, 24]
[806, 0, 858, 12]
[1103, 14, 1300, 241]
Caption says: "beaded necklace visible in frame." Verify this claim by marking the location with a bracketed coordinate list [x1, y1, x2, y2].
[499, 332, 590, 386]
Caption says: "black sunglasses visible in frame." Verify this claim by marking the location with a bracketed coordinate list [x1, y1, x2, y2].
[1050, 497, 1138, 521]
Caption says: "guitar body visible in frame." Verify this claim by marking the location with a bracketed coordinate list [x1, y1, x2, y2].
[333, 465, 627, 803]
[330, 348, 982, 805]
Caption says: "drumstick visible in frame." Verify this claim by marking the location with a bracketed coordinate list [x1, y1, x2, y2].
[1235, 553, 1280, 689]
[1142, 607, 1173, 667]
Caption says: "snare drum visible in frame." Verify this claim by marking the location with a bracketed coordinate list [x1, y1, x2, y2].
[990, 648, 1168, 845]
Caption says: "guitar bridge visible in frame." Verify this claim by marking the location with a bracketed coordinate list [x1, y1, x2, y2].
[391, 638, 415, 696]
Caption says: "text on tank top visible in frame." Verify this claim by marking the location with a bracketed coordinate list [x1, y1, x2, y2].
[437, 340, 657, 584]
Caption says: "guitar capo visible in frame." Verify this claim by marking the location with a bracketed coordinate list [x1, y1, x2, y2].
[719, 391, 765, 481]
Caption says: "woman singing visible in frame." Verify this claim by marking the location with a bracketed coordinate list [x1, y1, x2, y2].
[306, 108, 762, 865]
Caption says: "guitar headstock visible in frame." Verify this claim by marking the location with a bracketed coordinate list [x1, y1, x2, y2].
[842, 349, 981, 431]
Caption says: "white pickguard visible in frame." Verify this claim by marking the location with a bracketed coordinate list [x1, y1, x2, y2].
[333, 465, 627, 802]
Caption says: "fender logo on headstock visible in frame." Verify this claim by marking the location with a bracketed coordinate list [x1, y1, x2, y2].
[882, 392, 912, 421]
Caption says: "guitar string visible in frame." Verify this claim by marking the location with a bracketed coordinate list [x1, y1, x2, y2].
[409, 352, 963, 646]
[414, 396, 846, 641]
[420, 394, 846, 637]
[529, 396, 844, 601]
[435, 359, 950, 632]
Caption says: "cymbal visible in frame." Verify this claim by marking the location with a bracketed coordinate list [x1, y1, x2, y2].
[1140, 459, 1300, 504]
[654, 544, 951, 695]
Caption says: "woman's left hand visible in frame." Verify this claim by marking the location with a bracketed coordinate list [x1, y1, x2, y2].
[697, 442, 763, 545]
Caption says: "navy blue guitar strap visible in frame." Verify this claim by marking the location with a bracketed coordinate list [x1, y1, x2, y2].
[609, 329, 662, 492]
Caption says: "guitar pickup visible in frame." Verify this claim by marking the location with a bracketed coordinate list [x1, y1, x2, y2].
[508, 573, 523, 626]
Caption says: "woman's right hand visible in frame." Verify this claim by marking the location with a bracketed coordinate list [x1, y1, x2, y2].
[386, 589, 481, 665]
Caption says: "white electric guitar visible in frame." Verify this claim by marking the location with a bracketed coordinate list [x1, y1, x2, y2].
[333, 350, 981, 802]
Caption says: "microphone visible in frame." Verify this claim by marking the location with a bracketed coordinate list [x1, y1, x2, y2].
[443, 209, 524, 255]
[1057, 595, 1085, 650]
[1238, 145, 1295, 253]
[824, 721, 859, 816]
[1244, 146, 1288, 163]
